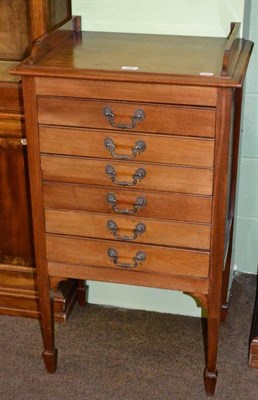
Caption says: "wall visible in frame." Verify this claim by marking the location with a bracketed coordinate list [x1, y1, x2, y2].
[233, 0, 258, 275]
[72, 0, 244, 36]
[71, 0, 254, 317]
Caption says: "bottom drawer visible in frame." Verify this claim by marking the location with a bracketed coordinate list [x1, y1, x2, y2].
[46, 234, 209, 279]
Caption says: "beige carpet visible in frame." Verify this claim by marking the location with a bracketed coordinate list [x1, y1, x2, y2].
[0, 273, 258, 400]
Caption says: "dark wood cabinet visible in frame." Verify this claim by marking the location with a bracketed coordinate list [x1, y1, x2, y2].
[13, 20, 253, 396]
[249, 276, 258, 368]
[0, 1, 84, 320]
[0, 0, 71, 60]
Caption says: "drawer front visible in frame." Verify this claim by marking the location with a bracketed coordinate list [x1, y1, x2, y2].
[46, 234, 210, 279]
[36, 77, 217, 107]
[43, 182, 212, 224]
[37, 97, 216, 138]
[0, 114, 24, 137]
[39, 126, 215, 167]
[45, 209, 211, 250]
[41, 155, 213, 195]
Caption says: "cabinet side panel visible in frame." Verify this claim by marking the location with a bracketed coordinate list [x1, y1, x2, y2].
[209, 88, 234, 312]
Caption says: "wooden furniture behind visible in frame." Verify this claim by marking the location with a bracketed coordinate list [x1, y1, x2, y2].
[0, 0, 71, 60]
[12, 19, 253, 396]
[249, 275, 258, 368]
[0, 0, 84, 320]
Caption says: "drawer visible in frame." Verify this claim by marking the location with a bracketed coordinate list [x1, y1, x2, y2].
[36, 77, 217, 107]
[0, 114, 24, 137]
[46, 234, 210, 279]
[43, 182, 212, 224]
[39, 126, 215, 167]
[41, 155, 213, 195]
[37, 97, 216, 138]
[45, 209, 211, 250]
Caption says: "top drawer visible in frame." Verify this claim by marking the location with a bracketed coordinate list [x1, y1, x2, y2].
[37, 97, 216, 138]
[35, 78, 218, 107]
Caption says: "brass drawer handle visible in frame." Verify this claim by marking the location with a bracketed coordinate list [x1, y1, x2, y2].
[106, 192, 147, 215]
[107, 220, 146, 241]
[103, 106, 145, 129]
[107, 248, 146, 269]
[105, 165, 146, 186]
[104, 137, 146, 160]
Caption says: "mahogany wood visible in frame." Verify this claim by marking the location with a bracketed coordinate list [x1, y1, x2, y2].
[46, 234, 209, 278]
[43, 182, 212, 224]
[48, 261, 209, 294]
[37, 97, 216, 137]
[45, 209, 211, 250]
[21, 77, 57, 370]
[41, 155, 213, 195]
[36, 77, 218, 106]
[39, 126, 215, 167]
[12, 20, 253, 396]
[220, 89, 244, 320]
[221, 22, 241, 76]
[204, 88, 233, 395]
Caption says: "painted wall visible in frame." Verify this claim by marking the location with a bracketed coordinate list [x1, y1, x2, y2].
[71, 0, 255, 317]
[233, 0, 258, 275]
[72, 0, 244, 36]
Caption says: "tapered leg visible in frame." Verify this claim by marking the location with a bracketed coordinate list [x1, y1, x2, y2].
[42, 347, 58, 373]
[39, 288, 58, 373]
[204, 315, 220, 396]
[22, 77, 58, 373]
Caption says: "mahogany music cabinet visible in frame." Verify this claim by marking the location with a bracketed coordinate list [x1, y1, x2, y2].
[12, 19, 253, 396]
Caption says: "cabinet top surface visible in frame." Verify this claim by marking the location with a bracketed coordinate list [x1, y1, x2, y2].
[12, 20, 253, 87]
[38, 33, 226, 74]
